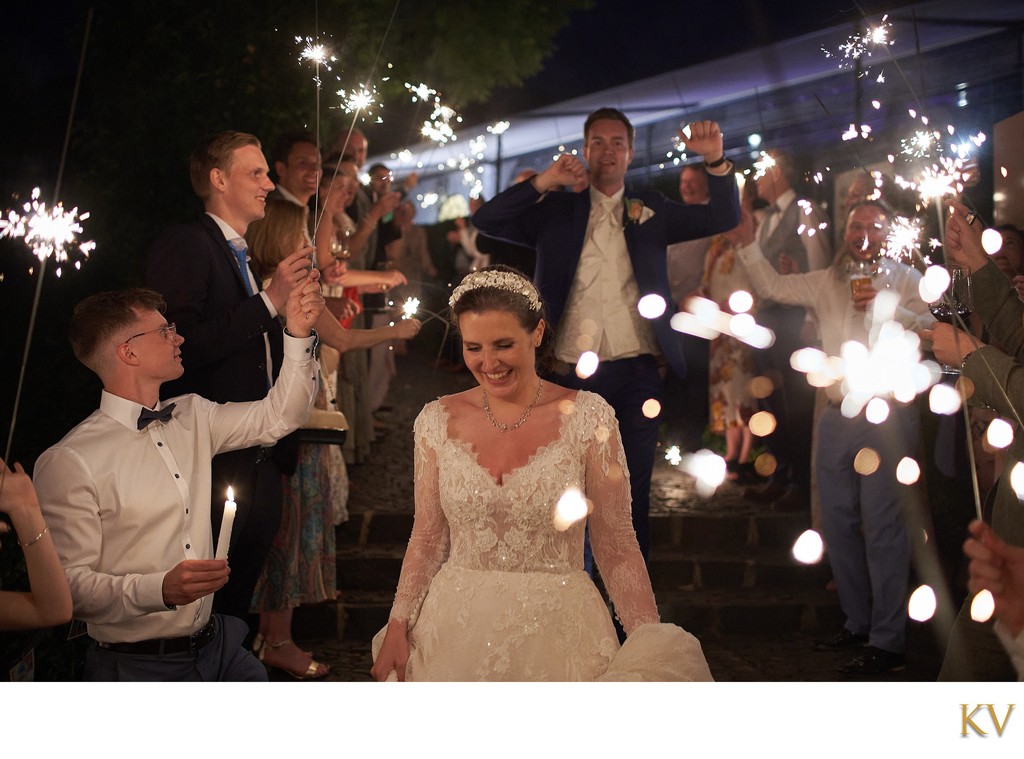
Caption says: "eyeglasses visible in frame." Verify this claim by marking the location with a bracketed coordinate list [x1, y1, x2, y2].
[125, 323, 177, 343]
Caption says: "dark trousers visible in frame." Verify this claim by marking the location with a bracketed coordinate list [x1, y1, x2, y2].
[84, 615, 267, 681]
[552, 354, 663, 563]
[754, 305, 815, 488]
[210, 447, 284, 624]
[662, 334, 708, 451]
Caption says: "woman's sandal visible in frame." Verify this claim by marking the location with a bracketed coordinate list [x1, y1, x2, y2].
[258, 638, 330, 680]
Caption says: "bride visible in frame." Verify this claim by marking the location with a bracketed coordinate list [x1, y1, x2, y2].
[371, 266, 712, 681]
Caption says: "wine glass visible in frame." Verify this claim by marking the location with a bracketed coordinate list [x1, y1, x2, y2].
[928, 265, 973, 374]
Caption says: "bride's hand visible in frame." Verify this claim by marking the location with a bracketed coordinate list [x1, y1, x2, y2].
[371, 620, 410, 681]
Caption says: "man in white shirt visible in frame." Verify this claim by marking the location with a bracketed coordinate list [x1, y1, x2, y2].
[33, 280, 323, 680]
[731, 200, 931, 676]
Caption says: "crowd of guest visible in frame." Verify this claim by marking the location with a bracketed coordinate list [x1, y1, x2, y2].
[6, 106, 1024, 684]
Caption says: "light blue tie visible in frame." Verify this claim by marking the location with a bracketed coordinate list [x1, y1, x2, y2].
[227, 238, 254, 296]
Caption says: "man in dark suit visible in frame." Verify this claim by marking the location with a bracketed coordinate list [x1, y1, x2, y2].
[473, 108, 739, 562]
[145, 131, 311, 625]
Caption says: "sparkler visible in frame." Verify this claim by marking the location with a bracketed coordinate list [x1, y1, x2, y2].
[882, 216, 923, 264]
[295, 35, 336, 76]
[821, 14, 894, 74]
[338, 83, 379, 116]
[1, 188, 95, 277]
[752, 151, 776, 180]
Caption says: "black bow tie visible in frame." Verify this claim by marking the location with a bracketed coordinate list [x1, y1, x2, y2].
[137, 403, 176, 430]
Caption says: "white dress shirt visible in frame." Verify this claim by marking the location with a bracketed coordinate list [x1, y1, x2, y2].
[34, 333, 318, 644]
[555, 186, 658, 363]
[736, 242, 933, 401]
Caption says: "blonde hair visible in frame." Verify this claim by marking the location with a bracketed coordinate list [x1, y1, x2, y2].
[244, 199, 308, 280]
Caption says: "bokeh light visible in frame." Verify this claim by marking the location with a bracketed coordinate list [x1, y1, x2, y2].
[908, 584, 937, 622]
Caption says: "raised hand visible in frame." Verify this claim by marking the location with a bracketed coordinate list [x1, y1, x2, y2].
[285, 268, 326, 337]
[534, 154, 589, 193]
[944, 200, 988, 272]
[678, 120, 725, 163]
[266, 245, 316, 312]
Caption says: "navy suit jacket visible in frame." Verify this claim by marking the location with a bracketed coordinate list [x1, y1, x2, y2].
[145, 213, 283, 404]
[472, 174, 740, 377]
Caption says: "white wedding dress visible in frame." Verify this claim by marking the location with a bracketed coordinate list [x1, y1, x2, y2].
[372, 390, 712, 681]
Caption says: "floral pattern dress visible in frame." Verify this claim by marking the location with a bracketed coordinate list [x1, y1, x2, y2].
[702, 235, 757, 435]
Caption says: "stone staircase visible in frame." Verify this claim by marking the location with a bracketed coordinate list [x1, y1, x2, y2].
[294, 464, 844, 643]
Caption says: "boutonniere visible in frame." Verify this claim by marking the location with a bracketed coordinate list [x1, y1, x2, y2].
[624, 198, 655, 226]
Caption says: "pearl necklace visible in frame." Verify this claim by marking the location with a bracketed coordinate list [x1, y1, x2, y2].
[482, 380, 543, 434]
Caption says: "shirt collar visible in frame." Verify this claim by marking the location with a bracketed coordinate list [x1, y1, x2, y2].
[99, 390, 168, 432]
[205, 212, 246, 242]
[274, 185, 305, 207]
[773, 188, 797, 214]
[589, 185, 625, 211]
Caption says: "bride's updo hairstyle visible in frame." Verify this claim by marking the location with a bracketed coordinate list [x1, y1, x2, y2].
[449, 265, 556, 373]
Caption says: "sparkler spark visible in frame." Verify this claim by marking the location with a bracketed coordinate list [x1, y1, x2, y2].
[296, 36, 335, 69]
[404, 82, 437, 102]
[752, 151, 776, 180]
[337, 83, 379, 115]
[401, 297, 420, 320]
[0, 187, 96, 277]
[882, 216, 922, 262]
[821, 14, 894, 72]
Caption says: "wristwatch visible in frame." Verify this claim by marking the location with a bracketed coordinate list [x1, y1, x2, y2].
[704, 154, 729, 169]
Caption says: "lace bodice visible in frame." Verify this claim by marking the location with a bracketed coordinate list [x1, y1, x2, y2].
[390, 390, 659, 635]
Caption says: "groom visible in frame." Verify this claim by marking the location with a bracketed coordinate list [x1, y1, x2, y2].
[473, 108, 740, 562]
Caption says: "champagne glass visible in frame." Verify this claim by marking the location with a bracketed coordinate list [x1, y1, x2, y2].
[928, 265, 973, 374]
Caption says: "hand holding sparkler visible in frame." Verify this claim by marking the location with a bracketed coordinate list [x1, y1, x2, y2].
[284, 267, 326, 337]
[266, 245, 317, 312]
[965, 520, 1024, 636]
[534, 154, 588, 194]
[368, 191, 401, 224]
[392, 318, 422, 340]
[944, 200, 990, 273]
[677, 120, 726, 166]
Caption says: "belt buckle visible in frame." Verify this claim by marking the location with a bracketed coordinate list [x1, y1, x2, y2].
[189, 618, 214, 654]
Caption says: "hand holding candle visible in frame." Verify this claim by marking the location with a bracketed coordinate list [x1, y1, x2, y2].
[215, 487, 236, 561]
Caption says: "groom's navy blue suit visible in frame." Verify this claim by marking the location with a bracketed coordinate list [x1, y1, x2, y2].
[474, 174, 740, 560]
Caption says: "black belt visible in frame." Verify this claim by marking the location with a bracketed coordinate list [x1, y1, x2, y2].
[95, 617, 217, 656]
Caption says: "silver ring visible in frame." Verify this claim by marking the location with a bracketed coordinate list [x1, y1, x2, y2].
[965, 212, 977, 227]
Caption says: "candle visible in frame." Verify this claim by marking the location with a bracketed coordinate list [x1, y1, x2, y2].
[214, 487, 236, 560]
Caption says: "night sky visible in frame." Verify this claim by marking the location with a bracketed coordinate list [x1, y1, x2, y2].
[0, 1, 916, 175]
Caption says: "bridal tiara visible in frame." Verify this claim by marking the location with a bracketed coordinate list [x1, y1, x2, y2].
[449, 269, 543, 312]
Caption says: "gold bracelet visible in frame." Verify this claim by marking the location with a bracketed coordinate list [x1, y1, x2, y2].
[18, 525, 49, 548]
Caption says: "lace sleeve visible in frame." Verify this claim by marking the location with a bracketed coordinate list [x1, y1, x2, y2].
[389, 404, 451, 623]
[584, 396, 660, 635]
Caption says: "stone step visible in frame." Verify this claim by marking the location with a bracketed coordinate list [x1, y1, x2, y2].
[338, 509, 816, 554]
[335, 543, 832, 593]
[301, 587, 844, 643]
